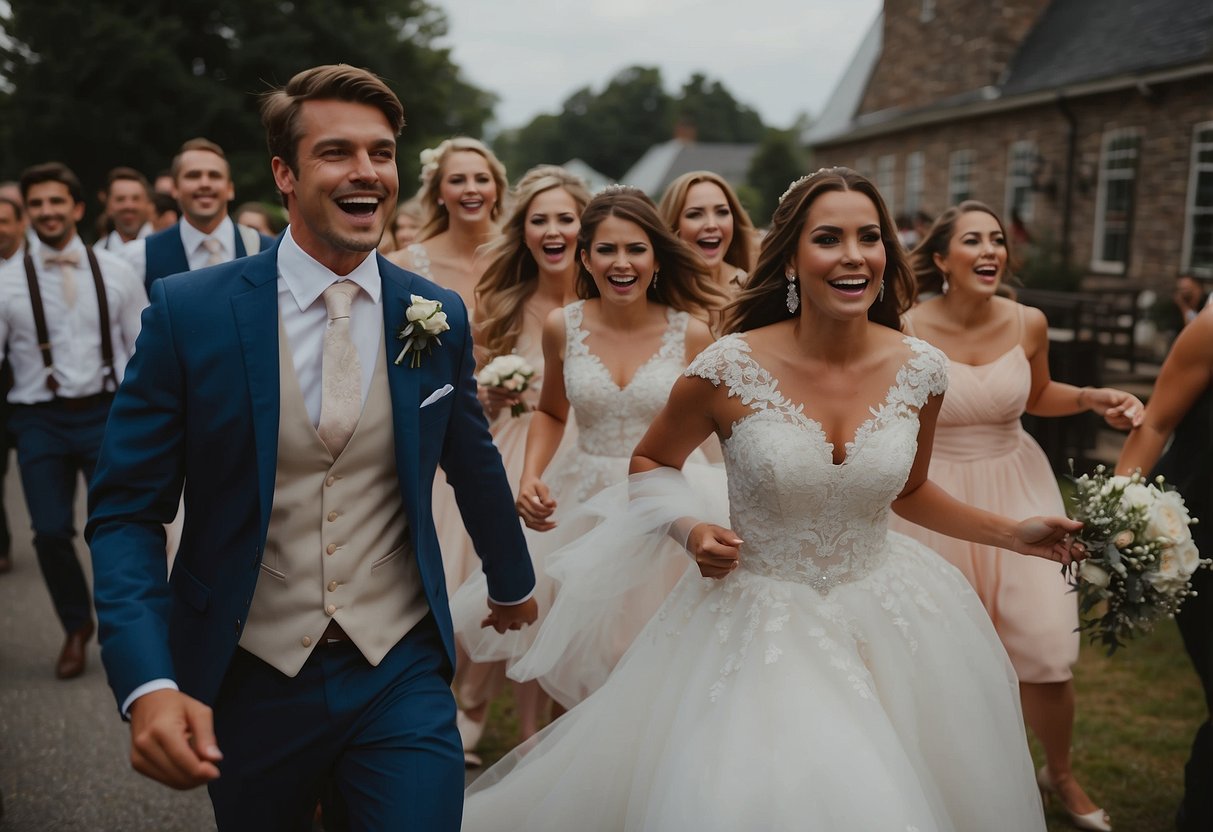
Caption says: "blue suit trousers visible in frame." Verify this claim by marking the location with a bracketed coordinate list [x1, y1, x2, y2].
[207, 614, 463, 831]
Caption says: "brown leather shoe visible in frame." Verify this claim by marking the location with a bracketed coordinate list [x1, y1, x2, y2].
[55, 620, 95, 679]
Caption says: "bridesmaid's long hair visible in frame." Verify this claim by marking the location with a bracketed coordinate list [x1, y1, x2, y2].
[722, 167, 914, 333]
[415, 136, 509, 240]
[476, 166, 592, 363]
[911, 200, 1016, 298]
[657, 170, 757, 276]
[575, 187, 728, 316]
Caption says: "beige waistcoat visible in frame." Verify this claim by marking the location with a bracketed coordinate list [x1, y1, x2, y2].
[238, 322, 428, 677]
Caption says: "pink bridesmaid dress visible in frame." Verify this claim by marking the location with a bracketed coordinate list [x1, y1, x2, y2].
[889, 312, 1079, 682]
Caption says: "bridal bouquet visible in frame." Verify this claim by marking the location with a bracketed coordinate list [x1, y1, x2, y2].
[1065, 465, 1206, 654]
[477, 354, 535, 417]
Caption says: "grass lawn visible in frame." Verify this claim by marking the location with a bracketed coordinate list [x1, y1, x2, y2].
[471, 620, 1203, 831]
[1035, 621, 1202, 831]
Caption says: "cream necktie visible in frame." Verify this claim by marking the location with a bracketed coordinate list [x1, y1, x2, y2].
[43, 250, 81, 308]
[201, 237, 225, 266]
[317, 281, 363, 457]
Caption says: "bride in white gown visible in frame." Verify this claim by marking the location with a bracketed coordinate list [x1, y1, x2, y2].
[461, 168, 1082, 831]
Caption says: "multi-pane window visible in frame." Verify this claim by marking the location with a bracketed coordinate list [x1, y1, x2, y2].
[1005, 141, 1036, 224]
[948, 150, 974, 205]
[877, 155, 896, 216]
[905, 151, 925, 215]
[1183, 122, 1213, 275]
[1093, 130, 1140, 272]
[854, 156, 873, 179]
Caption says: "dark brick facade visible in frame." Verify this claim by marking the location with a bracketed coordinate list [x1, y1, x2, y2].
[860, 0, 1052, 115]
[815, 79, 1212, 290]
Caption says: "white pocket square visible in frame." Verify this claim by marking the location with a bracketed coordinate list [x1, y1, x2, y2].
[420, 384, 454, 408]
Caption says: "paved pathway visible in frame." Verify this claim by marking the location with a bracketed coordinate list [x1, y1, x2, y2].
[0, 463, 213, 831]
[0, 462, 484, 831]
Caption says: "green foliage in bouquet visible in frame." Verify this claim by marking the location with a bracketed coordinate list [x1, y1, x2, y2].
[1064, 465, 1207, 655]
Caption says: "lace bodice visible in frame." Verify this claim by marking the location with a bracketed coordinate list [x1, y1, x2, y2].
[686, 334, 948, 594]
[563, 300, 689, 457]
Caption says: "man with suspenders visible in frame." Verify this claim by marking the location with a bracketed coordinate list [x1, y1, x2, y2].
[0, 163, 146, 679]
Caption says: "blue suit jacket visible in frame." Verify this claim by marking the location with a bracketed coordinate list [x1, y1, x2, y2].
[143, 221, 276, 293]
[87, 242, 535, 710]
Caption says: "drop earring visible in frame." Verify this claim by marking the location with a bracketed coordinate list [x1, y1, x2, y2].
[651, 268, 660, 291]
[785, 272, 800, 314]
[878, 280, 885, 303]
[941, 272, 950, 295]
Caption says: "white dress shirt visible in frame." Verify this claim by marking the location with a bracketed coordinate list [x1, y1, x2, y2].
[119, 215, 243, 280]
[0, 235, 147, 403]
[277, 226, 382, 424]
[95, 222, 152, 252]
[0, 243, 23, 269]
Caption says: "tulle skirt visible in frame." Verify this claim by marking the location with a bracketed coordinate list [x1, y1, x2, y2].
[463, 529, 1046, 831]
[451, 453, 717, 708]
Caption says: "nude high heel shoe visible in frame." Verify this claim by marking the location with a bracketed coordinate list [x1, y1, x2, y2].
[1036, 766, 1112, 831]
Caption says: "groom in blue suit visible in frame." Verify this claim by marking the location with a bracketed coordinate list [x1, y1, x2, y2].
[87, 65, 537, 830]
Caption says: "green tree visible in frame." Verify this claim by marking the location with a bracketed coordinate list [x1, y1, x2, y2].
[747, 126, 810, 226]
[0, 0, 494, 221]
[493, 67, 769, 183]
[675, 73, 764, 144]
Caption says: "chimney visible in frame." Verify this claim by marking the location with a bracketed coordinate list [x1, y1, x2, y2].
[673, 120, 698, 143]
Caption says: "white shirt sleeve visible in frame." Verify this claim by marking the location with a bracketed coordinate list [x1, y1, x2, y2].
[121, 678, 180, 718]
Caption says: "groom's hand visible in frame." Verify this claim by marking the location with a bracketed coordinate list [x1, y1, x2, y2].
[129, 689, 222, 789]
[481, 597, 539, 633]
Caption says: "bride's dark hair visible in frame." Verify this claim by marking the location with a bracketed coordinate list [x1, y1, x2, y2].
[722, 167, 915, 334]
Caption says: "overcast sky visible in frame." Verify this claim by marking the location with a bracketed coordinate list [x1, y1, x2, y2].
[437, 0, 883, 131]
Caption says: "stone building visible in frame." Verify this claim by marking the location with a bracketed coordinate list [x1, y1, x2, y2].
[806, 0, 1213, 293]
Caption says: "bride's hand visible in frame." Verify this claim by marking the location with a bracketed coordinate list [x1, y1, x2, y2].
[516, 477, 557, 531]
[1011, 516, 1085, 565]
[686, 523, 744, 579]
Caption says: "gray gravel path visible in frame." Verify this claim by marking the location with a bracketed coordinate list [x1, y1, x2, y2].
[0, 462, 214, 831]
[0, 460, 483, 831]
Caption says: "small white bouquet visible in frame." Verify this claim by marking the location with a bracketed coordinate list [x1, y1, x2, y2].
[476, 354, 535, 417]
[1065, 464, 1207, 654]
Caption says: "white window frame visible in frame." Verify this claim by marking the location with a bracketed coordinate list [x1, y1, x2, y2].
[1181, 121, 1213, 277]
[1091, 128, 1141, 274]
[1005, 140, 1036, 224]
[877, 154, 896, 217]
[905, 151, 924, 215]
[948, 150, 974, 205]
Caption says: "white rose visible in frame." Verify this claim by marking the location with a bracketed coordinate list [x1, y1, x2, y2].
[407, 295, 441, 322]
[1146, 496, 1192, 547]
[1120, 482, 1154, 511]
[1078, 561, 1111, 588]
[418, 309, 449, 336]
[494, 354, 527, 376]
[419, 148, 436, 166]
[1174, 540, 1201, 579]
[476, 367, 499, 387]
[1102, 475, 1133, 497]
[1154, 546, 1182, 580]
[1113, 530, 1135, 549]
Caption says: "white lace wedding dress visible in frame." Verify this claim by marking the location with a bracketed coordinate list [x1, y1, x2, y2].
[462, 333, 1046, 831]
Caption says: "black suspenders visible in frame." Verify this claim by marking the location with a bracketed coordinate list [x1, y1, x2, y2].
[22, 249, 116, 393]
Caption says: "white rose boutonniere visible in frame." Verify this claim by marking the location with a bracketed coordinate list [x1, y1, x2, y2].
[394, 294, 451, 368]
